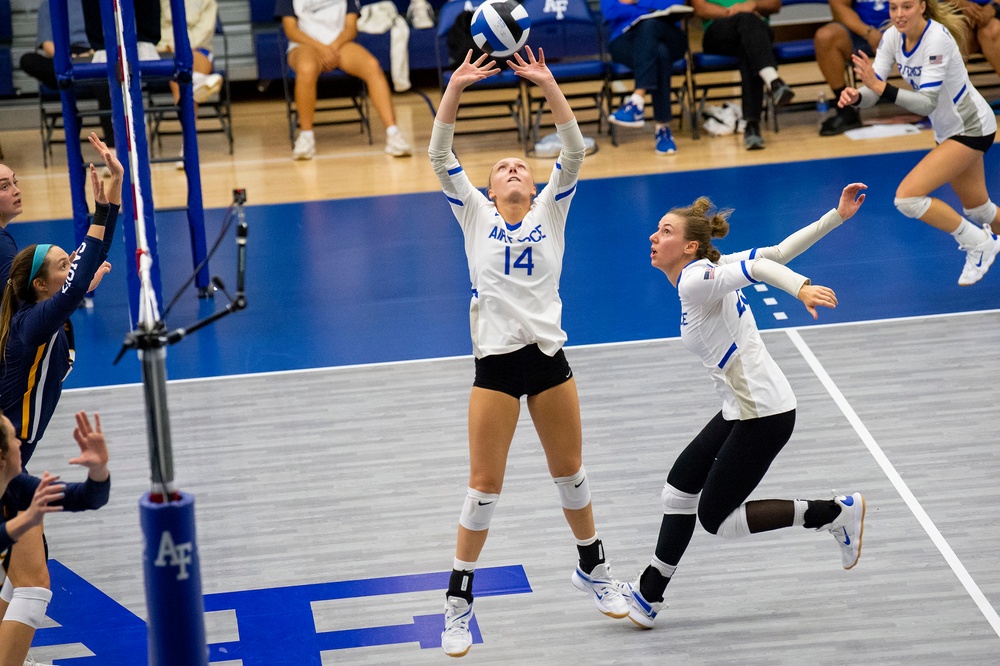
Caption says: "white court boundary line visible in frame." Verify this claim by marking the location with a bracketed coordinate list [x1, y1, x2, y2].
[786, 328, 1000, 639]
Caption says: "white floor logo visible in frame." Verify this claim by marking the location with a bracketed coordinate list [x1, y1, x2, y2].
[154, 530, 193, 580]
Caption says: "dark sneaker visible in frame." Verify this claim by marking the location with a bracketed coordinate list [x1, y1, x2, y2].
[820, 108, 863, 136]
[770, 78, 795, 106]
[744, 123, 765, 150]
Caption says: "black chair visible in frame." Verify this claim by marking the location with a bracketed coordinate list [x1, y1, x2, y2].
[278, 29, 372, 148]
[37, 80, 115, 167]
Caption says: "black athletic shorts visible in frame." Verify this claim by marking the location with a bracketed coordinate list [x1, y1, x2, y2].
[473, 344, 573, 398]
[946, 132, 995, 154]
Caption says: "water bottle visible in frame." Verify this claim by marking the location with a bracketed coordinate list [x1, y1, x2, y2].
[816, 92, 830, 128]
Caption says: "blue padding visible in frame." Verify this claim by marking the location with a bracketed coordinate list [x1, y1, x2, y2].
[774, 39, 815, 61]
[443, 69, 521, 87]
[694, 52, 740, 70]
[70, 58, 176, 81]
[546, 61, 607, 80]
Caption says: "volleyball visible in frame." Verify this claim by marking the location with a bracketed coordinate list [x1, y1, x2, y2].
[470, 0, 531, 59]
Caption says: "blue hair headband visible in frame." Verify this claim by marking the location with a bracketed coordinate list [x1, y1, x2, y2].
[29, 244, 52, 284]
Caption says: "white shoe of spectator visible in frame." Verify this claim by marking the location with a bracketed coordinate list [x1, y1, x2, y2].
[175, 147, 185, 171]
[385, 132, 412, 157]
[407, 0, 435, 29]
[293, 133, 316, 160]
[193, 73, 223, 104]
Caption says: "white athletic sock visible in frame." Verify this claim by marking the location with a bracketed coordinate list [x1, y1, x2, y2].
[629, 92, 645, 110]
[453, 558, 476, 572]
[758, 67, 779, 86]
[574, 534, 598, 547]
[299, 129, 314, 141]
[952, 218, 990, 249]
[650, 556, 677, 579]
[386, 125, 401, 137]
[792, 499, 807, 527]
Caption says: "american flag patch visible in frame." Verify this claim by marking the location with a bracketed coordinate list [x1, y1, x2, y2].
[929, 54, 943, 64]
[703, 266, 716, 280]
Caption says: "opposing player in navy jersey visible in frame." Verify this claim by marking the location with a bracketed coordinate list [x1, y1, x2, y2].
[429, 48, 627, 658]
[840, 0, 1000, 286]
[0, 410, 110, 665]
[615, 184, 869, 629]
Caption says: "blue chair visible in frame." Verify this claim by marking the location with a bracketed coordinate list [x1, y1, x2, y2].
[434, 0, 527, 145]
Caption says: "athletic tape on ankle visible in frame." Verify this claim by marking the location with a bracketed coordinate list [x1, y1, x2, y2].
[459, 488, 499, 532]
[553, 467, 591, 510]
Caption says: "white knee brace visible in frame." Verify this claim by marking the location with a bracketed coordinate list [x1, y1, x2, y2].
[716, 504, 751, 539]
[963, 200, 998, 226]
[4, 586, 52, 629]
[459, 488, 499, 532]
[894, 195, 932, 219]
[0, 576, 12, 603]
[553, 467, 591, 510]
[661, 483, 699, 515]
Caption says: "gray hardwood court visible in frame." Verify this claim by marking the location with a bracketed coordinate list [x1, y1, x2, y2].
[24, 313, 1000, 665]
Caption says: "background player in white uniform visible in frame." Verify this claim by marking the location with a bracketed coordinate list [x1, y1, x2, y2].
[428, 49, 627, 658]
[840, 0, 1000, 286]
[615, 184, 869, 629]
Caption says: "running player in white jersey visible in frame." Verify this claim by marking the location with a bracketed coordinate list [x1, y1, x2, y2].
[840, 0, 1000, 286]
[614, 184, 869, 629]
[429, 49, 627, 658]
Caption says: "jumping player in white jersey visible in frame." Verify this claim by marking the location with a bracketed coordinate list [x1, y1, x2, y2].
[840, 0, 1000, 286]
[429, 49, 628, 658]
[614, 184, 869, 629]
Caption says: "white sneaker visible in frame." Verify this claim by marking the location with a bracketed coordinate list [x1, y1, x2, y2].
[616, 577, 666, 629]
[823, 492, 866, 570]
[407, 0, 435, 29]
[292, 133, 315, 160]
[958, 226, 1000, 286]
[570, 562, 629, 619]
[385, 132, 412, 157]
[193, 72, 223, 104]
[441, 596, 473, 658]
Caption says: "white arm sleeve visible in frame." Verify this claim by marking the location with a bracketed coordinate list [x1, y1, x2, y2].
[748, 258, 809, 297]
[555, 118, 586, 180]
[754, 209, 843, 264]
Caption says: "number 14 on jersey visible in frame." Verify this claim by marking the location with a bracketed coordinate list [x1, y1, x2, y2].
[505, 246, 534, 275]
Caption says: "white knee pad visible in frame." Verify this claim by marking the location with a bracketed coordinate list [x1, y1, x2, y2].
[716, 505, 751, 539]
[0, 576, 12, 603]
[894, 195, 932, 219]
[553, 467, 591, 510]
[4, 586, 52, 629]
[963, 200, 998, 226]
[459, 488, 499, 532]
[661, 483, 699, 515]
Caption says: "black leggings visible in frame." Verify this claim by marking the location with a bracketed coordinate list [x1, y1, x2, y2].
[702, 13, 777, 124]
[668, 409, 795, 537]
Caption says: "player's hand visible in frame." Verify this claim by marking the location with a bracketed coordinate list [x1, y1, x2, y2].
[450, 51, 500, 91]
[837, 183, 867, 220]
[797, 284, 837, 319]
[87, 261, 112, 293]
[507, 47, 553, 86]
[70, 411, 110, 482]
[838, 86, 861, 108]
[851, 51, 882, 93]
[25, 472, 66, 528]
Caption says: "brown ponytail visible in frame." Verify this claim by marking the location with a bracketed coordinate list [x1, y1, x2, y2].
[669, 197, 732, 263]
[0, 245, 46, 361]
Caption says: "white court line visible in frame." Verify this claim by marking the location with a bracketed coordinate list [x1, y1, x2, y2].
[786, 328, 1000, 639]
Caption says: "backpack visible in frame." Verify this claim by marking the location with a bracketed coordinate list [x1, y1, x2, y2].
[447, 10, 487, 69]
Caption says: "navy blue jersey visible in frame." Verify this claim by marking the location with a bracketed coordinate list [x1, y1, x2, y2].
[0, 226, 18, 288]
[0, 472, 110, 553]
[0, 203, 118, 465]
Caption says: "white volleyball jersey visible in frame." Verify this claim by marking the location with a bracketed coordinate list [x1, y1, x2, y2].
[875, 21, 996, 143]
[677, 254, 796, 420]
[430, 125, 583, 358]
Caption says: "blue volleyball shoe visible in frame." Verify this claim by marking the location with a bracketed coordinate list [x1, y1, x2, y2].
[825, 492, 866, 569]
[610, 100, 645, 127]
